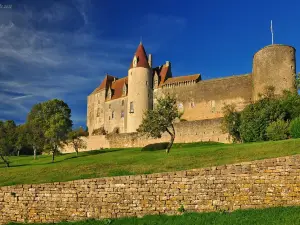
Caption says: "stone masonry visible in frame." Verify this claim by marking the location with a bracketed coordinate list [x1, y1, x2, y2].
[1, 155, 300, 224]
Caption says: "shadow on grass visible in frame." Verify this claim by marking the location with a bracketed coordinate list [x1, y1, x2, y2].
[141, 142, 169, 151]
[45, 149, 125, 164]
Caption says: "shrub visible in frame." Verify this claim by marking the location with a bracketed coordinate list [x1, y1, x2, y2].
[266, 119, 289, 141]
[92, 127, 107, 135]
[289, 117, 300, 138]
[221, 104, 241, 143]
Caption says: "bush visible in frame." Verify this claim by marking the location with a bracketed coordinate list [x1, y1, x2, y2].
[266, 119, 289, 141]
[92, 127, 107, 135]
[289, 117, 300, 138]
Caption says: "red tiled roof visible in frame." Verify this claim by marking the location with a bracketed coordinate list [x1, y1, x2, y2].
[92, 74, 116, 94]
[162, 74, 201, 86]
[108, 77, 128, 101]
[129, 43, 150, 69]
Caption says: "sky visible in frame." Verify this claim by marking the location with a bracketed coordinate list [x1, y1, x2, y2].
[0, 0, 300, 129]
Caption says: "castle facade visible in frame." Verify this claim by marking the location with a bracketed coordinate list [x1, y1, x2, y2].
[87, 43, 296, 135]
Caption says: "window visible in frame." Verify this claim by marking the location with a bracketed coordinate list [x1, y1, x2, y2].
[109, 104, 111, 109]
[112, 111, 114, 119]
[146, 81, 148, 85]
[121, 110, 124, 118]
[122, 84, 127, 96]
[130, 102, 134, 113]
[122, 100, 124, 106]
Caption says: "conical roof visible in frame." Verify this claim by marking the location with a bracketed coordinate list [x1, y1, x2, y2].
[129, 42, 150, 69]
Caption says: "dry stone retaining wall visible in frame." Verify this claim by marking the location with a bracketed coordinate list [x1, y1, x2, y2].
[1, 155, 300, 224]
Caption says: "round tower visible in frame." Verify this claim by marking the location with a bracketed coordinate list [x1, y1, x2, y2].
[252, 44, 296, 101]
[127, 43, 152, 133]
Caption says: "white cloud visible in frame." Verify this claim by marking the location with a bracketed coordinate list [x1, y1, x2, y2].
[0, 2, 187, 127]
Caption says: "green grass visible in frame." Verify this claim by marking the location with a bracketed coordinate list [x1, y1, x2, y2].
[7, 206, 300, 225]
[1, 139, 300, 187]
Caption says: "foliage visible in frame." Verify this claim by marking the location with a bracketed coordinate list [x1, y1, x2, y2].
[15, 124, 29, 156]
[289, 117, 300, 139]
[66, 127, 88, 156]
[137, 94, 182, 153]
[221, 104, 241, 143]
[177, 205, 185, 213]
[27, 99, 73, 162]
[92, 127, 107, 135]
[0, 120, 17, 167]
[266, 119, 289, 141]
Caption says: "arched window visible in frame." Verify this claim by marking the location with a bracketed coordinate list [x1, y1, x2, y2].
[112, 111, 114, 119]
[122, 84, 127, 96]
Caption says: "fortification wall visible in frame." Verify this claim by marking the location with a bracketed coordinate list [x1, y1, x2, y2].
[155, 74, 253, 121]
[1, 155, 300, 224]
[61, 118, 229, 153]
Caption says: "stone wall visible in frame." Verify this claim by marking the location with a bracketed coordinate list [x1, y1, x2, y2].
[61, 118, 229, 153]
[154, 74, 253, 121]
[1, 155, 300, 224]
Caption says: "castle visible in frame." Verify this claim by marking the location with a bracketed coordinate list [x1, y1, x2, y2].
[87, 43, 297, 136]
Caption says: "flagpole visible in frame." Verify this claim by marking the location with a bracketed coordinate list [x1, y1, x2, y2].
[271, 20, 274, 45]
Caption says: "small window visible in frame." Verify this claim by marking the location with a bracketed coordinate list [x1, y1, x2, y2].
[146, 81, 148, 85]
[109, 116, 111, 120]
[112, 111, 114, 119]
[109, 104, 111, 109]
[130, 102, 134, 113]
[121, 111, 124, 118]
[122, 100, 124, 106]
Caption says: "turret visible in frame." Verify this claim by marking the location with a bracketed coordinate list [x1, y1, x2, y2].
[127, 43, 152, 133]
[252, 44, 296, 101]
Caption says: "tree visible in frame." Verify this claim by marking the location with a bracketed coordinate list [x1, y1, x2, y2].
[15, 124, 28, 156]
[0, 120, 17, 167]
[27, 99, 73, 162]
[137, 94, 182, 153]
[221, 104, 241, 143]
[26, 103, 47, 160]
[66, 127, 88, 156]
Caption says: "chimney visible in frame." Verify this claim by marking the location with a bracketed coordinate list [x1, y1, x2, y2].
[166, 61, 170, 67]
[148, 54, 152, 67]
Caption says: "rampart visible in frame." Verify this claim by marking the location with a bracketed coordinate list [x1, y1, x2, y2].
[154, 74, 253, 121]
[1, 155, 300, 224]
[61, 118, 229, 153]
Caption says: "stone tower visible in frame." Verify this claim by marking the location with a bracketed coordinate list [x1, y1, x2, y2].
[127, 43, 153, 133]
[252, 44, 296, 101]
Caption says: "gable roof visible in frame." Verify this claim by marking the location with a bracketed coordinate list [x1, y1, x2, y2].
[92, 74, 116, 94]
[162, 74, 201, 86]
[108, 77, 128, 101]
[129, 43, 150, 69]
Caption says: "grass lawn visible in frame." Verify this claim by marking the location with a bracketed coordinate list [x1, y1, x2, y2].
[0, 139, 300, 187]
[7, 206, 300, 225]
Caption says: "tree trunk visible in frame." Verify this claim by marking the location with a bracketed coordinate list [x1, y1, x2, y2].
[0, 154, 10, 167]
[17, 149, 20, 157]
[166, 124, 176, 153]
[76, 149, 78, 157]
[52, 151, 55, 163]
[33, 147, 37, 160]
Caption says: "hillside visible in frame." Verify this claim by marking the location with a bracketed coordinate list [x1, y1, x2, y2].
[1, 139, 300, 187]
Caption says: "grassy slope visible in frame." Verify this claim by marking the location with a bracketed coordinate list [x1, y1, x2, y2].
[1, 139, 300, 187]
[7, 207, 300, 225]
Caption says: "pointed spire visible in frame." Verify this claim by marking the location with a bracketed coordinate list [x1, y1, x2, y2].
[129, 42, 150, 69]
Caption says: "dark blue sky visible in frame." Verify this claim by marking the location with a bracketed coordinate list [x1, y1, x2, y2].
[0, 0, 299, 128]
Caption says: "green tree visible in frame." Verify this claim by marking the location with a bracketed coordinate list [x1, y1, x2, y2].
[27, 99, 73, 162]
[66, 127, 88, 156]
[137, 94, 182, 153]
[26, 103, 47, 160]
[0, 120, 17, 167]
[266, 119, 289, 141]
[221, 103, 241, 143]
[289, 117, 300, 139]
[15, 124, 29, 156]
